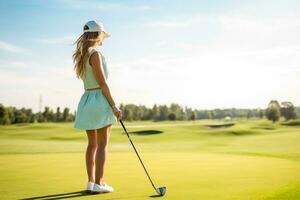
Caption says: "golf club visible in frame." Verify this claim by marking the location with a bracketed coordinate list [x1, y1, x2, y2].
[119, 119, 167, 196]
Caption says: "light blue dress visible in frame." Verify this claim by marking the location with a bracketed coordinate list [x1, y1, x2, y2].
[73, 48, 118, 130]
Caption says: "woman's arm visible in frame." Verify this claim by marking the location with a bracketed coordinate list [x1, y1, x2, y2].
[90, 51, 116, 108]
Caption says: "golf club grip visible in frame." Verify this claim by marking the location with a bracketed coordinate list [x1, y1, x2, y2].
[119, 119, 157, 190]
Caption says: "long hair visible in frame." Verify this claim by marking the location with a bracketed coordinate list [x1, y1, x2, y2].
[72, 31, 101, 79]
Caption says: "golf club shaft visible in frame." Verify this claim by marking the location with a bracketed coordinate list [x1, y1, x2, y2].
[119, 119, 157, 191]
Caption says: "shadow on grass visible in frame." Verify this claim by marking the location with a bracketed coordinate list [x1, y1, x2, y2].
[128, 130, 163, 135]
[20, 190, 147, 200]
[149, 194, 164, 198]
[203, 123, 235, 128]
[281, 119, 300, 126]
[20, 190, 93, 200]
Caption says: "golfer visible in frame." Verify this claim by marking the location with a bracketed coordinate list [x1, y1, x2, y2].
[72, 20, 122, 194]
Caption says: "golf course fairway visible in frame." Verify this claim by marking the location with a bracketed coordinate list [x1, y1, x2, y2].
[0, 119, 300, 200]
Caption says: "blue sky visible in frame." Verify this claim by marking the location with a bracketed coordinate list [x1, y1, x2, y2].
[0, 0, 300, 113]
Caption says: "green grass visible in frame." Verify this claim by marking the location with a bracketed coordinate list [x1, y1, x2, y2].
[0, 119, 300, 199]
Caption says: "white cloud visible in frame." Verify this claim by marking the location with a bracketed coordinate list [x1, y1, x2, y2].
[0, 60, 28, 69]
[35, 35, 77, 45]
[0, 40, 30, 53]
[217, 14, 300, 49]
[109, 13, 300, 108]
[145, 13, 216, 28]
[59, 0, 152, 11]
[0, 59, 80, 113]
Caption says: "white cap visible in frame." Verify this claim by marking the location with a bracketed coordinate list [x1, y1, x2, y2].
[83, 20, 111, 38]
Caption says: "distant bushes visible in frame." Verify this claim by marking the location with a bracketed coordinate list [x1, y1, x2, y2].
[0, 103, 74, 125]
[36, 106, 74, 123]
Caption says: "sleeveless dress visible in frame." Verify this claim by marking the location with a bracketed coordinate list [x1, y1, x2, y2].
[73, 48, 118, 130]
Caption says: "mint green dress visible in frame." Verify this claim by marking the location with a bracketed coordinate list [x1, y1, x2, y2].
[73, 48, 118, 130]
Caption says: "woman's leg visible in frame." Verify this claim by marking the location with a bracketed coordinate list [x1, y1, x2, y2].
[86, 129, 98, 183]
[95, 124, 112, 185]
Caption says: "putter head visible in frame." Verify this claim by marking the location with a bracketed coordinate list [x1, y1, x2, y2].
[156, 186, 167, 196]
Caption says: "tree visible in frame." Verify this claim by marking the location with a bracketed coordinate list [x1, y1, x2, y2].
[190, 111, 196, 120]
[36, 112, 45, 122]
[22, 108, 35, 123]
[123, 106, 133, 121]
[56, 107, 61, 122]
[0, 103, 10, 125]
[258, 109, 264, 119]
[184, 106, 193, 120]
[266, 100, 281, 123]
[207, 111, 214, 119]
[169, 103, 183, 120]
[62, 107, 70, 122]
[158, 105, 168, 121]
[280, 101, 297, 121]
[42, 106, 55, 122]
[13, 109, 27, 123]
[168, 113, 176, 120]
[247, 110, 254, 119]
[6, 107, 15, 124]
[152, 104, 159, 121]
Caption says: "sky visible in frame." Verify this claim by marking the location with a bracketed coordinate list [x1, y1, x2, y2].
[0, 0, 299, 113]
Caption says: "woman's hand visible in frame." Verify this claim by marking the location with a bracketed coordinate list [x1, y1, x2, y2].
[112, 105, 122, 120]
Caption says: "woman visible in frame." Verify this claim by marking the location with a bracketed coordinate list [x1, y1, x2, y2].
[72, 20, 122, 194]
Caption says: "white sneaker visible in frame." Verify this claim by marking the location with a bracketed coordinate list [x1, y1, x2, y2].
[86, 181, 94, 193]
[92, 183, 114, 193]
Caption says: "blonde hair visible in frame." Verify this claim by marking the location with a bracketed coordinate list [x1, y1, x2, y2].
[72, 31, 102, 79]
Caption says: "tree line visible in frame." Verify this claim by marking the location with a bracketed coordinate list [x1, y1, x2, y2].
[0, 100, 299, 125]
[0, 104, 74, 125]
[118, 101, 298, 122]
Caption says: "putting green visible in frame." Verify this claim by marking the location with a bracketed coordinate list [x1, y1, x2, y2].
[0, 119, 300, 199]
[0, 152, 300, 200]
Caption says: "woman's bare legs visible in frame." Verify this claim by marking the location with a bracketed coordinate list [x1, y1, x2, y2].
[85, 130, 97, 183]
[95, 124, 112, 185]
